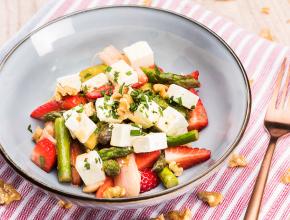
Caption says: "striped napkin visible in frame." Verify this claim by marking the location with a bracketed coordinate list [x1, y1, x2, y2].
[0, 0, 289, 219]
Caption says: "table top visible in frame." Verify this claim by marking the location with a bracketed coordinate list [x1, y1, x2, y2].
[0, 0, 290, 47]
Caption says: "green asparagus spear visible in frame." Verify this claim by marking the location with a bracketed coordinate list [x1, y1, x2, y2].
[103, 159, 121, 177]
[158, 167, 179, 188]
[142, 67, 200, 88]
[44, 111, 63, 122]
[55, 117, 71, 182]
[153, 96, 169, 109]
[152, 154, 167, 173]
[98, 147, 133, 161]
[167, 130, 199, 147]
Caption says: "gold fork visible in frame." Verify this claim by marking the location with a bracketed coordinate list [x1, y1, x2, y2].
[244, 58, 290, 220]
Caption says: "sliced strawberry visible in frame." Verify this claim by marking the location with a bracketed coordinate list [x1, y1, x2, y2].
[61, 95, 87, 110]
[140, 168, 159, 193]
[31, 138, 56, 172]
[30, 100, 61, 119]
[189, 70, 199, 80]
[135, 150, 161, 170]
[131, 68, 148, 89]
[189, 88, 198, 95]
[188, 99, 208, 131]
[96, 177, 114, 198]
[165, 146, 211, 169]
[85, 85, 114, 100]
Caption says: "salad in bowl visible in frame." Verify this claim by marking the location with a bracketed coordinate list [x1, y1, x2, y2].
[30, 41, 211, 199]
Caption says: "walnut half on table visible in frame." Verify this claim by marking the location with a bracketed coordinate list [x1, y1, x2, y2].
[0, 179, 21, 205]
[197, 191, 223, 207]
[152, 208, 192, 220]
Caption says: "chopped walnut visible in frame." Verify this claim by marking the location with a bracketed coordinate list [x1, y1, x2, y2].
[32, 126, 43, 143]
[112, 85, 129, 101]
[168, 161, 183, 177]
[58, 200, 73, 209]
[153, 84, 169, 99]
[84, 102, 96, 117]
[55, 84, 79, 100]
[197, 191, 223, 207]
[153, 208, 192, 220]
[82, 181, 104, 193]
[103, 186, 126, 199]
[0, 179, 21, 205]
[281, 169, 290, 184]
[260, 7, 270, 14]
[259, 28, 274, 41]
[228, 153, 247, 168]
[117, 95, 133, 120]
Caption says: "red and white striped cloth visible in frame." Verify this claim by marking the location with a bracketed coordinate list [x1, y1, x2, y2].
[0, 0, 289, 219]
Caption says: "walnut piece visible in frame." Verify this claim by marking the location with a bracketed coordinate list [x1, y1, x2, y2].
[153, 84, 169, 99]
[32, 126, 43, 143]
[228, 153, 247, 168]
[117, 95, 133, 120]
[197, 191, 223, 207]
[0, 179, 21, 205]
[168, 161, 183, 177]
[152, 208, 192, 220]
[103, 186, 126, 199]
[260, 7, 270, 14]
[58, 200, 73, 209]
[281, 169, 290, 184]
[259, 28, 274, 41]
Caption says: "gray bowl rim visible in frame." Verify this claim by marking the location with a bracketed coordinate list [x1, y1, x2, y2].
[0, 5, 251, 203]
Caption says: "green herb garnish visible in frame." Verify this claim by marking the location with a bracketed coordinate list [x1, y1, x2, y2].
[126, 71, 132, 76]
[177, 97, 183, 105]
[39, 156, 45, 168]
[130, 129, 142, 136]
[106, 66, 112, 72]
[27, 124, 32, 133]
[84, 158, 90, 170]
[113, 71, 120, 83]
[119, 83, 125, 94]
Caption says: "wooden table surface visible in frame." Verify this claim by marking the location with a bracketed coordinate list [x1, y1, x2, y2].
[0, 0, 290, 47]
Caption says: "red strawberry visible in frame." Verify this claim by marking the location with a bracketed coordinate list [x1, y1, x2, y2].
[165, 146, 211, 169]
[189, 70, 199, 80]
[30, 100, 61, 119]
[140, 168, 159, 193]
[189, 88, 198, 95]
[131, 68, 149, 89]
[31, 138, 56, 172]
[85, 85, 114, 99]
[61, 95, 86, 110]
[188, 99, 208, 131]
[135, 150, 161, 170]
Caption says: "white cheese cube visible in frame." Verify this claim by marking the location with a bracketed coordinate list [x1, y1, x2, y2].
[132, 133, 167, 153]
[56, 74, 81, 96]
[83, 102, 96, 117]
[82, 73, 109, 92]
[64, 111, 97, 143]
[156, 106, 188, 136]
[128, 100, 161, 128]
[167, 84, 199, 109]
[75, 151, 105, 186]
[110, 124, 140, 147]
[95, 97, 123, 123]
[107, 60, 138, 85]
[123, 41, 154, 68]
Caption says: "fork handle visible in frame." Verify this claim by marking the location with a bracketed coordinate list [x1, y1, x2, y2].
[244, 137, 277, 220]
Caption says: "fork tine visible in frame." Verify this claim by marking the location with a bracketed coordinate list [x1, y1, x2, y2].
[269, 58, 287, 108]
[280, 61, 290, 108]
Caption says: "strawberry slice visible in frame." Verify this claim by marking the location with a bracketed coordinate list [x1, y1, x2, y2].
[131, 68, 148, 89]
[61, 95, 87, 110]
[31, 138, 56, 172]
[140, 168, 159, 193]
[188, 100, 208, 131]
[189, 70, 199, 80]
[85, 85, 114, 99]
[96, 177, 114, 198]
[165, 146, 211, 169]
[135, 150, 161, 170]
[30, 100, 61, 119]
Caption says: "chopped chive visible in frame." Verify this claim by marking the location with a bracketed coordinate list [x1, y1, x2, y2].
[130, 129, 141, 136]
[177, 97, 183, 105]
[39, 156, 45, 168]
[84, 158, 90, 170]
[106, 66, 112, 72]
[27, 124, 32, 133]
[126, 71, 132, 76]
[119, 83, 125, 94]
[113, 71, 120, 83]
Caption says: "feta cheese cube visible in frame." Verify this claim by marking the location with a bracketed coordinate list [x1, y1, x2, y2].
[64, 111, 97, 143]
[83, 102, 96, 117]
[156, 106, 188, 136]
[128, 100, 161, 128]
[95, 97, 122, 123]
[110, 124, 140, 147]
[167, 84, 199, 109]
[75, 151, 105, 186]
[132, 133, 167, 153]
[56, 74, 81, 96]
[107, 60, 138, 85]
[82, 73, 109, 92]
[123, 41, 154, 68]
